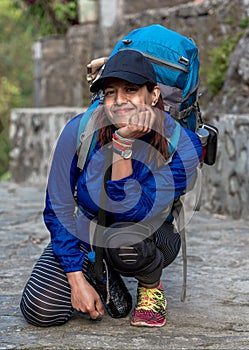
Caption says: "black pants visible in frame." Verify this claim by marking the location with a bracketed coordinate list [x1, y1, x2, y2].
[20, 223, 180, 327]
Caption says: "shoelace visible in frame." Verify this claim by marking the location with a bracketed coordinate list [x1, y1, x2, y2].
[136, 287, 165, 312]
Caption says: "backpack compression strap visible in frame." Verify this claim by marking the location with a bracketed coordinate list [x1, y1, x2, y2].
[171, 197, 187, 302]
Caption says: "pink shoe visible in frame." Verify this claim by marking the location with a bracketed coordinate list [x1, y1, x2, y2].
[130, 281, 167, 327]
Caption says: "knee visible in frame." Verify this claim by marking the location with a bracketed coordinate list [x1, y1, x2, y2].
[105, 232, 163, 281]
[20, 291, 72, 327]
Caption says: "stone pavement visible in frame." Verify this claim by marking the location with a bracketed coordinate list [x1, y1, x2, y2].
[0, 181, 248, 350]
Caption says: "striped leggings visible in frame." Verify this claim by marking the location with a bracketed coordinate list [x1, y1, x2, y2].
[20, 223, 180, 327]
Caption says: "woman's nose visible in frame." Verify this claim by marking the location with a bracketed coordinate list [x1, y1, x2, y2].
[115, 89, 127, 104]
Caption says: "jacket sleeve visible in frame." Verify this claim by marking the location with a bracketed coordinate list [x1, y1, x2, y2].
[43, 114, 86, 273]
[106, 125, 202, 222]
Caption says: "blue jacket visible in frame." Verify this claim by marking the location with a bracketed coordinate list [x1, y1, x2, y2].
[43, 112, 202, 273]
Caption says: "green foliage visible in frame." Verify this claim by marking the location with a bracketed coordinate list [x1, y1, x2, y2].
[204, 31, 244, 96]
[55, 1, 77, 24]
[0, 77, 21, 176]
[239, 16, 249, 29]
[24, 1, 56, 36]
[0, 0, 33, 176]
[0, 171, 11, 182]
[225, 17, 233, 25]
[22, 0, 78, 36]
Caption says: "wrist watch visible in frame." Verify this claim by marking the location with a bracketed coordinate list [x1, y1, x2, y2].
[113, 147, 132, 159]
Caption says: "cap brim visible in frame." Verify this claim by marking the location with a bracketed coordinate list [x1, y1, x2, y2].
[90, 71, 149, 93]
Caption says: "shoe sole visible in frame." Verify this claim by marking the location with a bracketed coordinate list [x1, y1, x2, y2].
[130, 319, 166, 327]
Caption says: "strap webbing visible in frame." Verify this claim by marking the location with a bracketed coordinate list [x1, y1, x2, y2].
[171, 197, 187, 302]
[77, 100, 99, 170]
[168, 122, 181, 157]
[94, 146, 113, 285]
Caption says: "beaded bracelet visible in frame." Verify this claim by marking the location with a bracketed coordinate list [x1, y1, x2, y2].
[112, 138, 132, 152]
[114, 130, 135, 144]
[112, 137, 132, 149]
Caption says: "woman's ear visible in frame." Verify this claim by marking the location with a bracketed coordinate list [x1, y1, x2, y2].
[151, 86, 161, 106]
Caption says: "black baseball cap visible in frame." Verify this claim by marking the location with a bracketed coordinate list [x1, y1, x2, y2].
[90, 50, 157, 93]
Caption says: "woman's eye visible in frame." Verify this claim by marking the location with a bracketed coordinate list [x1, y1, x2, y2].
[104, 90, 114, 96]
[126, 87, 138, 93]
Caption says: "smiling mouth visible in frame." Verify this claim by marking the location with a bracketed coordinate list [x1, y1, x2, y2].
[113, 108, 134, 115]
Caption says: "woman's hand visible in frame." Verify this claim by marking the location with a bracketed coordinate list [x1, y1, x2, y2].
[117, 104, 156, 139]
[66, 271, 104, 320]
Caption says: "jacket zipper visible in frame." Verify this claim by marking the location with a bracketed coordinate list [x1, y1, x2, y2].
[119, 48, 189, 73]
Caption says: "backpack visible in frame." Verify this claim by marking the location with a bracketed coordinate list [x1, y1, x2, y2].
[77, 24, 202, 170]
[111, 24, 201, 132]
[75, 24, 213, 302]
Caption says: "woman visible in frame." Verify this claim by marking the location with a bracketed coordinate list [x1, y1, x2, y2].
[20, 50, 202, 328]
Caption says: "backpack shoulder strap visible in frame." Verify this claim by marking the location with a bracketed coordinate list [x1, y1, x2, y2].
[77, 100, 99, 170]
[165, 121, 181, 165]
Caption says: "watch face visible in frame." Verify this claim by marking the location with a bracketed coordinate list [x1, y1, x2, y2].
[122, 149, 132, 159]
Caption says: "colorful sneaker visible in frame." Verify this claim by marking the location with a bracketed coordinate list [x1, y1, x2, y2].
[130, 281, 167, 327]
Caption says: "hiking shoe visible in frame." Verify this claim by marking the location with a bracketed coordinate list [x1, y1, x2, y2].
[130, 281, 167, 327]
[85, 259, 132, 319]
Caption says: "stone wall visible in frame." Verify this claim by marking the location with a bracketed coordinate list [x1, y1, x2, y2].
[33, 24, 97, 107]
[123, 0, 191, 14]
[9, 109, 249, 221]
[206, 27, 249, 115]
[9, 108, 83, 187]
[202, 114, 249, 220]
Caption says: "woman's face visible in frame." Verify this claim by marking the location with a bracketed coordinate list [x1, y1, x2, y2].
[103, 78, 159, 128]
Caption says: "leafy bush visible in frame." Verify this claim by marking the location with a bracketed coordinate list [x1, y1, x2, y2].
[205, 31, 244, 96]
[239, 16, 249, 29]
[0, 78, 21, 177]
[0, 0, 34, 176]
[21, 0, 78, 36]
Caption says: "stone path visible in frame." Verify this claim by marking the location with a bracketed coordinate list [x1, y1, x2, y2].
[0, 181, 248, 349]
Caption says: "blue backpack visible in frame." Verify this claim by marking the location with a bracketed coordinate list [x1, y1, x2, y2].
[111, 24, 200, 132]
[77, 24, 201, 170]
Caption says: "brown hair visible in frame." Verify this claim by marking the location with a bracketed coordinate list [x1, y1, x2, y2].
[95, 83, 169, 168]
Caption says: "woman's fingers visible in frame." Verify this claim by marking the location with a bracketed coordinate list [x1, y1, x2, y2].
[93, 297, 105, 320]
[88, 300, 104, 320]
[69, 275, 105, 320]
[118, 104, 157, 139]
[129, 105, 155, 132]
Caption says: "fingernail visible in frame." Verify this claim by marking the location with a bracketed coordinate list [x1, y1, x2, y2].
[90, 313, 103, 322]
